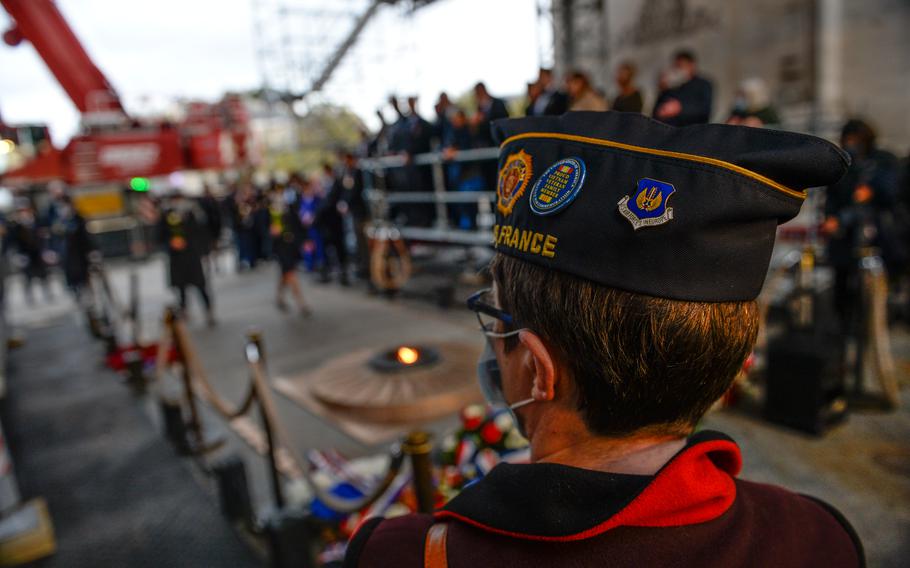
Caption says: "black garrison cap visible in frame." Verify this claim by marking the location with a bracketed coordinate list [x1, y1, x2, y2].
[490, 111, 850, 301]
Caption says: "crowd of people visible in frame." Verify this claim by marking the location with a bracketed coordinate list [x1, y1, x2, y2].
[139, 149, 370, 323]
[0, 150, 371, 326]
[4, 47, 909, 329]
[355, 49, 794, 229]
[1, 186, 96, 306]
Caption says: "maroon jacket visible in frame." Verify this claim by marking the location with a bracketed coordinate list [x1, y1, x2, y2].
[344, 431, 863, 567]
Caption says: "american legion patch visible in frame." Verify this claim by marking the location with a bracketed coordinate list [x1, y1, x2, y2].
[529, 157, 586, 216]
[497, 150, 533, 216]
[618, 177, 676, 230]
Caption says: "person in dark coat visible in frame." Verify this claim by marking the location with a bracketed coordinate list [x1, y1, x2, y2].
[268, 191, 310, 315]
[611, 61, 644, 113]
[7, 199, 52, 304]
[473, 82, 511, 192]
[159, 191, 215, 325]
[228, 184, 259, 270]
[385, 96, 410, 194]
[253, 190, 273, 262]
[524, 81, 542, 117]
[433, 92, 454, 146]
[443, 109, 484, 229]
[398, 96, 435, 226]
[344, 112, 862, 568]
[56, 196, 96, 296]
[653, 49, 713, 126]
[528, 68, 569, 116]
[471, 82, 510, 148]
[337, 151, 370, 282]
[43, 183, 69, 263]
[315, 166, 350, 285]
[197, 185, 223, 269]
[822, 119, 902, 323]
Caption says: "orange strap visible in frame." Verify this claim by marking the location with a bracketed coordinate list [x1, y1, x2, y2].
[424, 523, 448, 568]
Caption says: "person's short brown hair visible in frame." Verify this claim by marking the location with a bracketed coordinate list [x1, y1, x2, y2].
[491, 254, 758, 437]
[674, 49, 696, 64]
[618, 60, 637, 78]
[567, 69, 591, 87]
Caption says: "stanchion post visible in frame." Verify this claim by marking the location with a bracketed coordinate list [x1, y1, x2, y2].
[430, 157, 448, 230]
[247, 330, 285, 509]
[168, 307, 206, 449]
[129, 270, 141, 346]
[249, 328, 266, 366]
[403, 431, 435, 513]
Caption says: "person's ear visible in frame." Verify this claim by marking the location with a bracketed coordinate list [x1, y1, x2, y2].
[519, 330, 556, 402]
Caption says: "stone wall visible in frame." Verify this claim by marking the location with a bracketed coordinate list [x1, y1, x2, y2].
[551, 0, 910, 155]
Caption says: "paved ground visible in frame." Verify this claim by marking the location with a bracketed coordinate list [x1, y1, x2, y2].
[5, 252, 910, 567]
[2, 310, 261, 567]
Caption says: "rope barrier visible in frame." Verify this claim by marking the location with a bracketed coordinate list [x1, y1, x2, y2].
[153, 307, 408, 515]
[170, 316, 258, 419]
[862, 260, 901, 408]
[244, 343, 407, 514]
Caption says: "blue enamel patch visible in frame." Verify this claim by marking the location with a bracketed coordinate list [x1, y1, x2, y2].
[529, 157, 586, 216]
[617, 177, 677, 230]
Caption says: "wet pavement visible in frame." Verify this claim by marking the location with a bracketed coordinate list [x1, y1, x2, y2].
[2, 310, 261, 567]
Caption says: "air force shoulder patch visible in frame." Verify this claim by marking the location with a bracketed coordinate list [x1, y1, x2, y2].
[618, 178, 676, 230]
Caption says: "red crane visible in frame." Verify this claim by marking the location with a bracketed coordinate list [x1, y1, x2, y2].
[1, 0, 253, 185]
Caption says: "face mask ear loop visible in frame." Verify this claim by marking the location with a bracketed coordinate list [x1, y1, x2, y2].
[509, 397, 535, 411]
[483, 327, 527, 339]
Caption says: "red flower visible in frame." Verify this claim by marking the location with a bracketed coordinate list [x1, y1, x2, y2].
[461, 405, 485, 431]
[480, 421, 503, 445]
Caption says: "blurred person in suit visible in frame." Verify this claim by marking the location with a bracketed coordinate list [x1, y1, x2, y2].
[473, 82, 511, 191]
[528, 68, 569, 116]
[159, 190, 215, 325]
[611, 61, 644, 113]
[653, 49, 713, 126]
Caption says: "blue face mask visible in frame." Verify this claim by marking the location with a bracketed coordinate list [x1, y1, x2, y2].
[477, 333, 535, 437]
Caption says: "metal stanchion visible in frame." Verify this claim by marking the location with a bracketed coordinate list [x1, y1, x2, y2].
[212, 456, 254, 527]
[123, 348, 146, 392]
[245, 331, 317, 568]
[165, 307, 223, 454]
[403, 431, 435, 514]
[123, 274, 147, 390]
[246, 330, 285, 509]
[173, 315, 205, 450]
[160, 398, 191, 455]
[431, 158, 448, 230]
[129, 270, 141, 346]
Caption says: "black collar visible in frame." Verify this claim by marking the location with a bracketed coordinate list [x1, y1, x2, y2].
[434, 430, 740, 541]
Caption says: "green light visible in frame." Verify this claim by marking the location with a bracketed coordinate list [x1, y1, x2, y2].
[130, 177, 150, 192]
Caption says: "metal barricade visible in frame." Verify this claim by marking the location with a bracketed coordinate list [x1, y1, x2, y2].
[359, 147, 499, 247]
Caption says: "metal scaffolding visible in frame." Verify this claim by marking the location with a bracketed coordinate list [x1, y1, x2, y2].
[250, 0, 442, 102]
